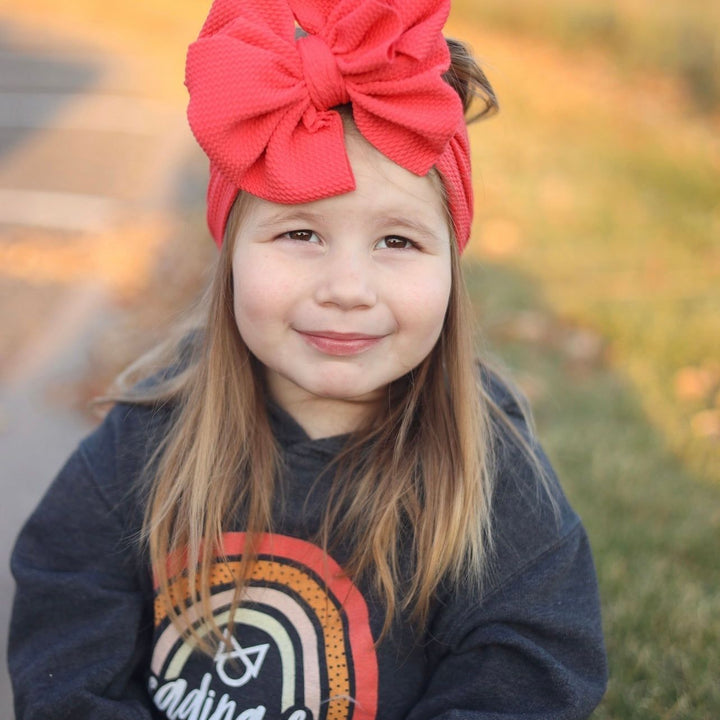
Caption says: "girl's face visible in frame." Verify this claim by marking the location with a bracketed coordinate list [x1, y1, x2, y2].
[232, 133, 452, 435]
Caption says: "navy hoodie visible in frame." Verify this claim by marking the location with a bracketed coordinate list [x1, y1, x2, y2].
[8, 379, 607, 719]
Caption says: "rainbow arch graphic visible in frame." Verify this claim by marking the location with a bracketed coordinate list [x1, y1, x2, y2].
[151, 533, 379, 720]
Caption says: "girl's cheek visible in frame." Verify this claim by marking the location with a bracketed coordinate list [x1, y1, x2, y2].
[234, 290, 270, 327]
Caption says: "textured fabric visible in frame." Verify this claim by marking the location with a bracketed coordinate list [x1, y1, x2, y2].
[186, 0, 474, 249]
[9, 378, 607, 719]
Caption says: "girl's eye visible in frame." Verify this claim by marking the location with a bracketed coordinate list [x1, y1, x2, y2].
[376, 235, 415, 250]
[280, 229, 319, 243]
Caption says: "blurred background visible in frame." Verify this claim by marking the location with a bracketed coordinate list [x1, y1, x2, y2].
[0, 1, 718, 717]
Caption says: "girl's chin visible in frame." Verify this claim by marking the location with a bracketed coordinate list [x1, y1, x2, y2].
[265, 366, 396, 410]
[302, 384, 388, 405]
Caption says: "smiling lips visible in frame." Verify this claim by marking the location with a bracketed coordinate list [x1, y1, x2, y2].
[298, 330, 386, 356]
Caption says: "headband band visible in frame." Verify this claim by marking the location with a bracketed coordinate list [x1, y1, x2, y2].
[186, 0, 474, 250]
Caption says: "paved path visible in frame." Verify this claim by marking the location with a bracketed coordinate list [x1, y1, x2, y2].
[0, 19, 197, 716]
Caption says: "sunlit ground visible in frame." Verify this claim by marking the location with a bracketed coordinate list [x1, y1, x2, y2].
[1, 1, 719, 717]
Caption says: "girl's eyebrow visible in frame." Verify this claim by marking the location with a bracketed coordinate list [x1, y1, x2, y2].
[373, 215, 441, 241]
[255, 209, 329, 228]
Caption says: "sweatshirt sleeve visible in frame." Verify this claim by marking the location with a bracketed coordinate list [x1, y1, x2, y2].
[8, 405, 158, 720]
[405, 522, 607, 720]
[405, 380, 607, 719]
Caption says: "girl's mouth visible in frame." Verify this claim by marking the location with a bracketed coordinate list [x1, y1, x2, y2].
[298, 331, 385, 356]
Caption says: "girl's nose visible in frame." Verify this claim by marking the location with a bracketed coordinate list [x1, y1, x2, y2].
[314, 244, 378, 310]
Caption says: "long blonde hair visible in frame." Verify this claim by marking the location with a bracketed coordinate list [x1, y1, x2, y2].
[114, 39, 508, 645]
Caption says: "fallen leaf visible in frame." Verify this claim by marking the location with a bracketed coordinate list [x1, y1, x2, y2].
[691, 409, 720, 438]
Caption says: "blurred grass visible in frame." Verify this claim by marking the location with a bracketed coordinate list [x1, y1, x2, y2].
[448, 2, 720, 486]
[453, 0, 720, 112]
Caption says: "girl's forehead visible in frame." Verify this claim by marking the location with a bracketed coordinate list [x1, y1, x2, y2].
[247, 134, 448, 228]
[346, 134, 444, 199]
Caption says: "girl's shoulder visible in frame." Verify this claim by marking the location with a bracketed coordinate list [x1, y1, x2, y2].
[62, 397, 174, 517]
[82, 347, 189, 478]
[85, 396, 173, 469]
[480, 364, 535, 431]
[479, 366, 585, 587]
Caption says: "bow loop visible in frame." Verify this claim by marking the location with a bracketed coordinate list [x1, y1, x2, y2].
[292, 0, 448, 66]
[321, 0, 402, 71]
[297, 35, 350, 110]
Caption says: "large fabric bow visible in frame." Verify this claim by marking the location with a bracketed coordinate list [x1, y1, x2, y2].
[186, 0, 473, 248]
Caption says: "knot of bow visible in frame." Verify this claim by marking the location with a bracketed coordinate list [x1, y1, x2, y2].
[186, 0, 469, 218]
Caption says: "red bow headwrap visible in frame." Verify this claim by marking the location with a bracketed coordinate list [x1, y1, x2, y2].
[186, 0, 474, 250]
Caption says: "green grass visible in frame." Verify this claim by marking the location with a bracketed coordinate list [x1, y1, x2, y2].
[502, 133, 720, 483]
[466, 261, 720, 718]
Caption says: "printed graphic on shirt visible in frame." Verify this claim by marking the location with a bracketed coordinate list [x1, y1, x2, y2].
[149, 533, 378, 720]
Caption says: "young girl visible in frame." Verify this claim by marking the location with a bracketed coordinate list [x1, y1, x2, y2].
[9, 1, 607, 718]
